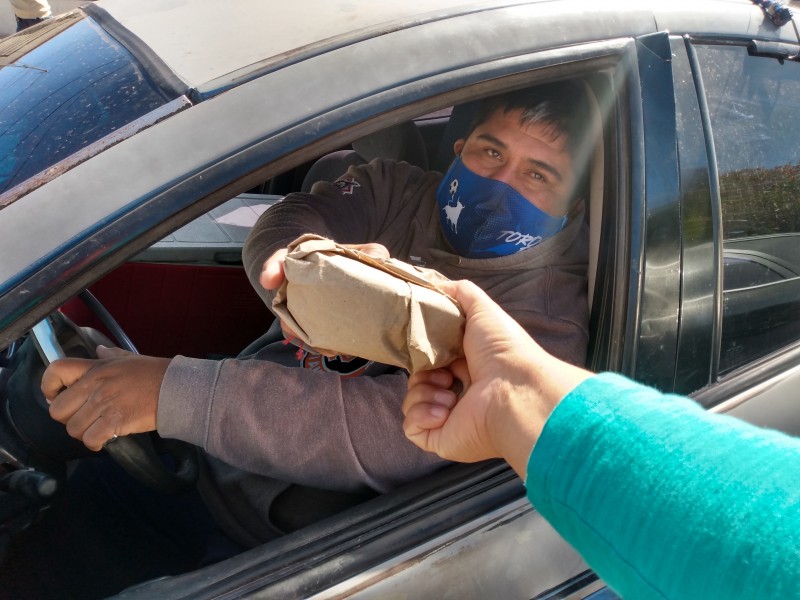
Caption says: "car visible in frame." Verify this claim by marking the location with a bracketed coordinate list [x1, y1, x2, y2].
[1, 0, 799, 597]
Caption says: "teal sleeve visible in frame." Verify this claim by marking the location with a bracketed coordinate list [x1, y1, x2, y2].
[525, 372, 800, 599]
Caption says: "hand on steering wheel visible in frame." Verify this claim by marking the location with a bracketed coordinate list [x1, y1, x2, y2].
[31, 294, 198, 494]
[42, 345, 167, 450]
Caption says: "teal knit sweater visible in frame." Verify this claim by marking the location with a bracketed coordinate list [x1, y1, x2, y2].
[526, 372, 800, 599]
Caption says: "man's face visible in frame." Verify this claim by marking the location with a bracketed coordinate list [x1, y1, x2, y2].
[453, 108, 576, 217]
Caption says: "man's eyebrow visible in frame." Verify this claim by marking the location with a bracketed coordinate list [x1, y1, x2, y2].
[476, 132, 507, 150]
[475, 133, 563, 183]
[528, 158, 563, 183]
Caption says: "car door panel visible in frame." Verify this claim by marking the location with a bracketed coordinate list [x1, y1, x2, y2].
[59, 194, 280, 358]
[715, 363, 800, 437]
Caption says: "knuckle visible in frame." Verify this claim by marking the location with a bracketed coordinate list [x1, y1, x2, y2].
[83, 380, 115, 410]
[103, 406, 125, 428]
[47, 401, 62, 421]
[83, 434, 104, 452]
[84, 392, 106, 411]
[65, 420, 83, 440]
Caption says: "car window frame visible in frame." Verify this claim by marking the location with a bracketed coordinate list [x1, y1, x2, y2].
[610, 31, 684, 393]
[677, 33, 800, 406]
[111, 46, 636, 597]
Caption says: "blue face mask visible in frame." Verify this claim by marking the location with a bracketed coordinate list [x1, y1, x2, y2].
[436, 156, 567, 259]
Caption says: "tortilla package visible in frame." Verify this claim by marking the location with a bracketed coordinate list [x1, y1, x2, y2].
[272, 234, 465, 373]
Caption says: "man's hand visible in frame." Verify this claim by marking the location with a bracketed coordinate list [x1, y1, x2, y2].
[41, 346, 170, 451]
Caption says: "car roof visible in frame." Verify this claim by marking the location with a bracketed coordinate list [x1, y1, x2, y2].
[92, 0, 778, 95]
[94, 0, 511, 90]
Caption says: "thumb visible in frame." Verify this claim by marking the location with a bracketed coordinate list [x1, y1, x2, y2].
[41, 358, 96, 402]
[96, 345, 130, 359]
[403, 402, 450, 454]
[260, 248, 288, 290]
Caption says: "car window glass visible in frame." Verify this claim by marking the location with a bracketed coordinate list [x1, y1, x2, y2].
[695, 44, 800, 372]
[0, 19, 174, 197]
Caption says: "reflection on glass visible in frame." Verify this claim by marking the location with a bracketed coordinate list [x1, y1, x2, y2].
[696, 43, 800, 372]
[0, 19, 174, 195]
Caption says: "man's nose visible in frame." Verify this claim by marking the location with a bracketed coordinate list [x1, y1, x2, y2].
[488, 162, 515, 186]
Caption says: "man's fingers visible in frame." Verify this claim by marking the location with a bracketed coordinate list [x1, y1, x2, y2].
[259, 243, 388, 293]
[260, 248, 288, 290]
[59, 382, 122, 435]
[40, 358, 96, 403]
[279, 319, 299, 341]
[41, 353, 166, 453]
[80, 416, 119, 452]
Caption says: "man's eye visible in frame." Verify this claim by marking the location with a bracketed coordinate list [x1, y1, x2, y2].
[485, 148, 501, 160]
[528, 171, 546, 183]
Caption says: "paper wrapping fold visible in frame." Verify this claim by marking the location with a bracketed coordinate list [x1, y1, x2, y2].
[272, 235, 465, 373]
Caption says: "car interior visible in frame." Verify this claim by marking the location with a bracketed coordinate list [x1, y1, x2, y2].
[53, 78, 608, 370]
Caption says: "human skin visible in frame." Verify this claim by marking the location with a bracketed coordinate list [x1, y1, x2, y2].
[401, 279, 590, 477]
[42, 347, 169, 451]
[453, 108, 576, 217]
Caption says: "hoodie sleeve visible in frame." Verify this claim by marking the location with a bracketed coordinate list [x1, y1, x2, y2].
[157, 160, 448, 493]
[157, 354, 445, 493]
[242, 159, 431, 307]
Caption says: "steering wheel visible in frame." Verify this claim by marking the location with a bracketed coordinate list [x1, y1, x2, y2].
[30, 291, 199, 494]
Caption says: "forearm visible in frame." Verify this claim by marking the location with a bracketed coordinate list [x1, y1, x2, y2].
[242, 198, 340, 306]
[526, 373, 800, 598]
[159, 355, 445, 492]
[489, 355, 589, 478]
[242, 161, 400, 306]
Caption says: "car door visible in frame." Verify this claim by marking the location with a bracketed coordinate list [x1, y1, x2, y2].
[685, 37, 800, 436]
[657, 19, 800, 440]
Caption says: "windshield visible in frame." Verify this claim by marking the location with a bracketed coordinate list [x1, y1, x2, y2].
[0, 17, 177, 198]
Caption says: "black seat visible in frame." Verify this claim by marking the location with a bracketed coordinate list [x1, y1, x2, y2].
[431, 101, 478, 173]
[301, 121, 428, 192]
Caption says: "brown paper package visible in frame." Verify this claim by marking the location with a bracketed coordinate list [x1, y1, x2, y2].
[272, 235, 465, 373]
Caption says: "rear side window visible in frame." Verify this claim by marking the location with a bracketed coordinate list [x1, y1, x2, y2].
[696, 44, 800, 372]
[0, 18, 175, 197]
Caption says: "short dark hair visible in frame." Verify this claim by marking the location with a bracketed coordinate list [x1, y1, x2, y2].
[465, 80, 591, 158]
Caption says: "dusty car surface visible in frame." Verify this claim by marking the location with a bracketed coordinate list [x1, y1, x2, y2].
[1, 0, 799, 597]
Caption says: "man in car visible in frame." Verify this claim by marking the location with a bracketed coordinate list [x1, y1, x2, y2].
[43, 81, 592, 546]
